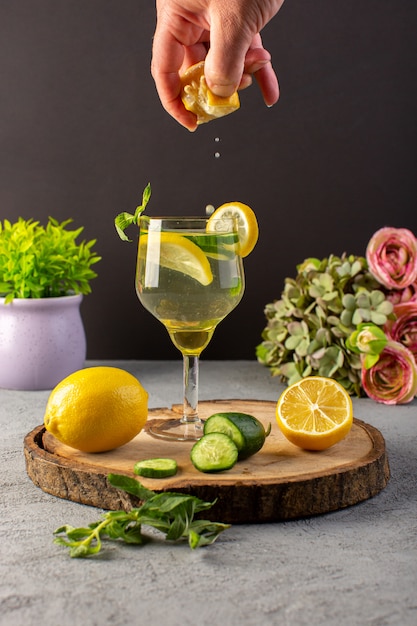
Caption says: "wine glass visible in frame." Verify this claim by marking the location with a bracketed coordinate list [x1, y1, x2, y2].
[136, 215, 245, 441]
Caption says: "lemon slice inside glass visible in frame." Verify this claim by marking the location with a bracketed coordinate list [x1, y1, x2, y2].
[139, 232, 213, 286]
[206, 202, 259, 257]
[276, 376, 353, 451]
[180, 61, 240, 125]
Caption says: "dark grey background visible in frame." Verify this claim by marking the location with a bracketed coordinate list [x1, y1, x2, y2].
[1, 1, 416, 360]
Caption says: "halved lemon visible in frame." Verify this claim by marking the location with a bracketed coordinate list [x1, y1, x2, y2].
[276, 376, 353, 451]
[139, 232, 213, 286]
[180, 61, 240, 125]
[207, 202, 259, 257]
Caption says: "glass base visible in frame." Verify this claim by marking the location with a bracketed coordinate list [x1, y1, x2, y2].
[147, 418, 204, 441]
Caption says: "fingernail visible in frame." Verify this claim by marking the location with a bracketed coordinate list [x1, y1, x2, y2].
[251, 59, 271, 74]
[208, 84, 237, 98]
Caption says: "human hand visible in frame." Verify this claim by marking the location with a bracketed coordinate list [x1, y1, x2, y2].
[151, 0, 285, 131]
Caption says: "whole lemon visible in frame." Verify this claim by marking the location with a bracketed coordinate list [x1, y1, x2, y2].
[44, 366, 148, 452]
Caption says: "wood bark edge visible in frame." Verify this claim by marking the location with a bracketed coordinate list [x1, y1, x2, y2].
[24, 414, 390, 523]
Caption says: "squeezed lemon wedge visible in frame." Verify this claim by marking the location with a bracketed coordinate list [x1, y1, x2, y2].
[180, 61, 240, 125]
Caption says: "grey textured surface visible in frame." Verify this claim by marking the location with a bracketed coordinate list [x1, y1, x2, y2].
[1, 360, 416, 626]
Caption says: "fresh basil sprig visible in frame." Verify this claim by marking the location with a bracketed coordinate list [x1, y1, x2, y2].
[114, 183, 151, 242]
[53, 473, 230, 558]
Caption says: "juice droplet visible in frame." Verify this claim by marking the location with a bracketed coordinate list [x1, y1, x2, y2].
[214, 152, 221, 158]
[205, 204, 215, 215]
[214, 137, 220, 142]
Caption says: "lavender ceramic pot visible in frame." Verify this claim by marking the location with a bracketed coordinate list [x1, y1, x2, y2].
[0, 294, 86, 390]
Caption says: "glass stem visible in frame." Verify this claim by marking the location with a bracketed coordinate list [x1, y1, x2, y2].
[182, 354, 200, 424]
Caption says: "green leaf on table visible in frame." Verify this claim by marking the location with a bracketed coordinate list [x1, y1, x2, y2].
[108, 472, 155, 501]
[53, 473, 230, 558]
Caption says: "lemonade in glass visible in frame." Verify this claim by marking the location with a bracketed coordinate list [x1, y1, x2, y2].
[136, 215, 245, 440]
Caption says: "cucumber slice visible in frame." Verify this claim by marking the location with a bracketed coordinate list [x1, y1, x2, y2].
[203, 412, 271, 460]
[190, 433, 238, 473]
[187, 233, 239, 260]
[134, 458, 178, 478]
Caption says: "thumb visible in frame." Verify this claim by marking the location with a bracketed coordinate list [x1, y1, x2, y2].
[204, 15, 253, 97]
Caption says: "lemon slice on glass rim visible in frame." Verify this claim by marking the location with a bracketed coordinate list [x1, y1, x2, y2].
[139, 232, 213, 286]
[207, 202, 259, 257]
[276, 376, 353, 451]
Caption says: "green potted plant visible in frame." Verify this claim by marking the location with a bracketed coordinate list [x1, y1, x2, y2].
[0, 217, 101, 390]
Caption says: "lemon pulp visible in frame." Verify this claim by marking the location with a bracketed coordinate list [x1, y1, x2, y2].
[276, 376, 353, 450]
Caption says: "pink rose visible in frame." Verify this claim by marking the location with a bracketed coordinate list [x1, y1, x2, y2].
[385, 302, 417, 363]
[361, 340, 417, 404]
[366, 227, 417, 290]
[385, 282, 417, 305]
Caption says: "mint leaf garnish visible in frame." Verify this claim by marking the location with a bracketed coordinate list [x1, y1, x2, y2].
[114, 182, 151, 242]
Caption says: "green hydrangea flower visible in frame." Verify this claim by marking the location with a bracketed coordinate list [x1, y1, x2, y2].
[256, 253, 394, 396]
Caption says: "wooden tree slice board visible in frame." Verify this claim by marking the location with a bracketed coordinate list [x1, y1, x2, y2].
[24, 399, 390, 523]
